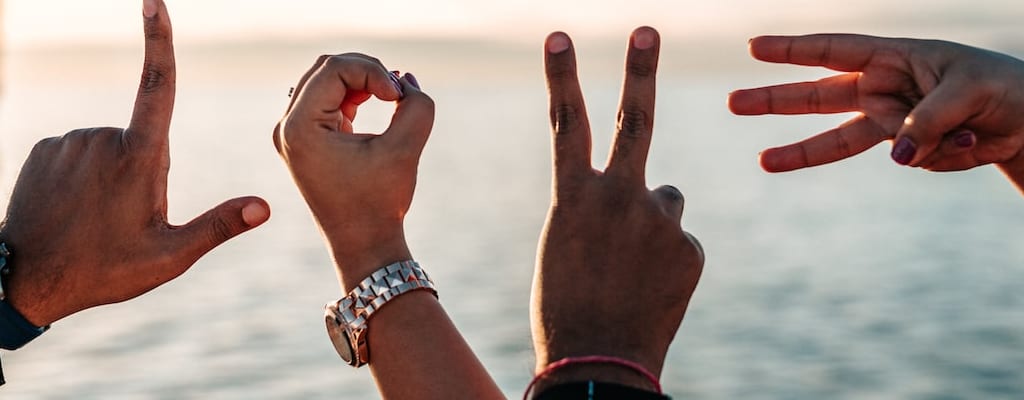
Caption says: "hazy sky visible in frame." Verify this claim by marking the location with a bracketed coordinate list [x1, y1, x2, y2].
[4, 0, 1024, 48]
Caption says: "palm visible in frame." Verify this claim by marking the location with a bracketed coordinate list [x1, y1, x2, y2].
[859, 66, 927, 135]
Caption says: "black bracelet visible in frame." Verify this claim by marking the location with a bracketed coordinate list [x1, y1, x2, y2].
[533, 381, 672, 400]
[0, 243, 48, 351]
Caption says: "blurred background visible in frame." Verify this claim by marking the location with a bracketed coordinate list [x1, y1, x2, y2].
[2, 0, 1024, 399]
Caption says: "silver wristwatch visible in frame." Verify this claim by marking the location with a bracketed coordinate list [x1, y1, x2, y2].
[324, 260, 437, 367]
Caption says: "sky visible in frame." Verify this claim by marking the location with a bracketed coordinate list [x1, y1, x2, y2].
[4, 0, 1023, 49]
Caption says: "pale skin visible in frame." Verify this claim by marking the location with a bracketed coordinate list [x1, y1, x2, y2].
[0, 0, 270, 328]
[728, 34, 1024, 195]
[531, 27, 705, 394]
[274, 55, 503, 398]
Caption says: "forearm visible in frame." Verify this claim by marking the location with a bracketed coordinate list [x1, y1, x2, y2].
[367, 291, 504, 399]
[325, 232, 502, 399]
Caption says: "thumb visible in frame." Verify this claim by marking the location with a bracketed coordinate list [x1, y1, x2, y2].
[174, 197, 270, 258]
[891, 81, 979, 166]
[652, 185, 685, 222]
[382, 73, 435, 155]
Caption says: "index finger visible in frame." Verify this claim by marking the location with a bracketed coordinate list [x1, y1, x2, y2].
[545, 32, 593, 180]
[126, 0, 176, 150]
[749, 34, 896, 72]
[606, 26, 660, 180]
[288, 55, 402, 137]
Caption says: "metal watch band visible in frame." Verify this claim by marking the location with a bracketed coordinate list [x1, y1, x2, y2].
[324, 260, 437, 367]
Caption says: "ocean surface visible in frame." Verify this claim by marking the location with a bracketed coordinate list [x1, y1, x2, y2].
[1, 32, 1023, 399]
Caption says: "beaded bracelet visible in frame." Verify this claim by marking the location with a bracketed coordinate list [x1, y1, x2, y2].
[523, 355, 662, 400]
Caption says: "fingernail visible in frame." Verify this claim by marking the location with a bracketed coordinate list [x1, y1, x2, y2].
[547, 34, 570, 54]
[891, 137, 917, 165]
[633, 28, 656, 50]
[405, 73, 420, 90]
[241, 203, 269, 227]
[953, 130, 976, 148]
[143, 0, 158, 18]
[388, 72, 404, 97]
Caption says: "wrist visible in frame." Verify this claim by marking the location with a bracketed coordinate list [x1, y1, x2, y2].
[536, 338, 665, 379]
[0, 240, 53, 343]
[4, 281, 57, 328]
[531, 356, 662, 397]
[323, 226, 411, 291]
[0, 235, 62, 327]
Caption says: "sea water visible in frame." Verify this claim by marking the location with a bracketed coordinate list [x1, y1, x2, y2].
[1, 35, 1023, 399]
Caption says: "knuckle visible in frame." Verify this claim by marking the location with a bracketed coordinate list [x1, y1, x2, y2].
[626, 59, 656, 78]
[816, 36, 834, 66]
[339, 52, 380, 64]
[60, 128, 89, 140]
[833, 128, 854, 158]
[32, 136, 60, 151]
[808, 85, 822, 113]
[326, 54, 367, 71]
[551, 104, 582, 135]
[324, 55, 347, 69]
[278, 117, 304, 151]
[616, 108, 650, 138]
[139, 63, 170, 94]
[208, 216, 236, 244]
[62, 127, 119, 142]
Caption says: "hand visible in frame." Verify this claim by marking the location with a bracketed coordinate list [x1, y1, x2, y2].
[274, 55, 432, 291]
[531, 27, 705, 393]
[0, 0, 270, 328]
[728, 34, 1024, 181]
[276, 55, 503, 400]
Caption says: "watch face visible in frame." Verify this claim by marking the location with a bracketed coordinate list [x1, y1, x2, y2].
[324, 305, 355, 364]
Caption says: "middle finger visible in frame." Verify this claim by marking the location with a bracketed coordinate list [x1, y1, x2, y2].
[606, 26, 660, 181]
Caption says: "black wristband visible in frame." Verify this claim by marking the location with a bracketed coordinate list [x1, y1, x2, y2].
[0, 300, 47, 351]
[0, 242, 48, 353]
[533, 381, 671, 400]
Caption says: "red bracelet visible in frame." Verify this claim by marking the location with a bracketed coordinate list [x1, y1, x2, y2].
[522, 355, 662, 400]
